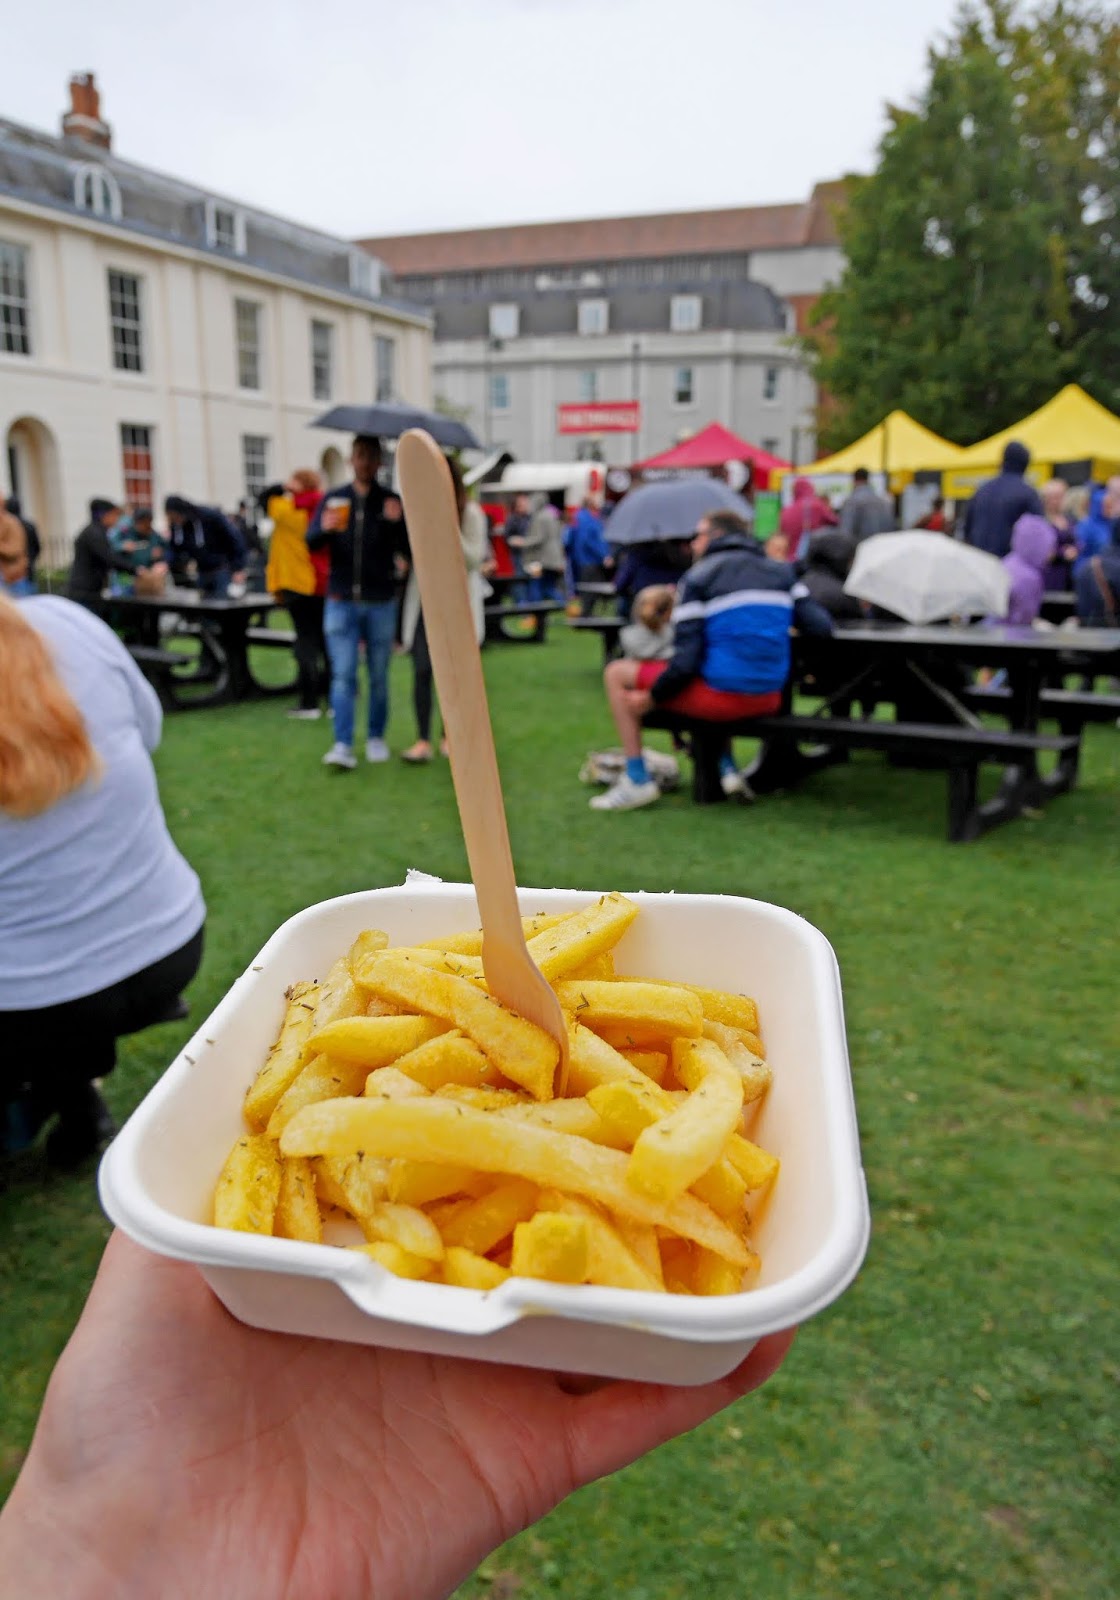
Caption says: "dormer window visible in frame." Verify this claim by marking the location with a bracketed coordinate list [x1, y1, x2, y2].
[206, 199, 246, 255]
[73, 163, 121, 220]
[349, 249, 382, 298]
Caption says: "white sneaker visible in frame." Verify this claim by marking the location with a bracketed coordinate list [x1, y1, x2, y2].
[589, 775, 661, 812]
[322, 742, 357, 770]
[720, 767, 745, 796]
[288, 707, 322, 720]
[365, 737, 390, 763]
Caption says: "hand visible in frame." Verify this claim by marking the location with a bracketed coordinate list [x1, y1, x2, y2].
[383, 496, 403, 523]
[231, 570, 246, 585]
[0, 1235, 792, 1600]
[623, 688, 653, 714]
[149, 562, 169, 579]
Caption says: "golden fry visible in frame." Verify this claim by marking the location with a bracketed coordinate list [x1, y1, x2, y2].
[313, 1152, 391, 1218]
[267, 1054, 369, 1139]
[566, 1022, 650, 1096]
[388, 1159, 489, 1207]
[540, 1190, 663, 1292]
[439, 1178, 540, 1255]
[243, 980, 319, 1131]
[442, 1246, 510, 1289]
[390, 1031, 499, 1092]
[360, 1202, 444, 1261]
[213, 1134, 281, 1235]
[626, 1039, 744, 1203]
[306, 1014, 447, 1066]
[353, 1241, 435, 1279]
[274, 1155, 322, 1243]
[308, 957, 365, 1035]
[525, 893, 639, 981]
[281, 1096, 751, 1265]
[556, 980, 703, 1044]
[511, 1212, 589, 1283]
[356, 953, 559, 1100]
[347, 929, 389, 973]
[364, 1066, 431, 1100]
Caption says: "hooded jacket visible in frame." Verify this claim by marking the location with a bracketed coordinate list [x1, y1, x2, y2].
[779, 478, 837, 560]
[1001, 514, 1057, 626]
[651, 531, 833, 703]
[565, 506, 611, 572]
[1074, 486, 1116, 574]
[963, 442, 1043, 558]
[166, 504, 245, 578]
[800, 529, 863, 620]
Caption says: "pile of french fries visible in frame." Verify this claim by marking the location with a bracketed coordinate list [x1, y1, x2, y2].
[212, 893, 779, 1296]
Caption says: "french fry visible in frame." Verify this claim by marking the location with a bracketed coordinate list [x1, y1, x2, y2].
[356, 953, 559, 1100]
[566, 1022, 650, 1096]
[389, 1031, 500, 1092]
[556, 981, 703, 1044]
[243, 980, 319, 1131]
[565, 951, 616, 982]
[281, 1097, 751, 1265]
[497, 1096, 624, 1147]
[347, 929, 389, 973]
[353, 1241, 435, 1279]
[692, 1246, 758, 1296]
[359, 1202, 444, 1261]
[525, 893, 639, 981]
[267, 1054, 369, 1139]
[439, 1178, 540, 1254]
[274, 1155, 322, 1243]
[619, 1048, 669, 1084]
[702, 1021, 772, 1102]
[587, 1078, 747, 1217]
[213, 1134, 281, 1234]
[313, 1152, 390, 1218]
[364, 1066, 431, 1100]
[540, 1190, 663, 1292]
[511, 1212, 589, 1283]
[442, 1246, 510, 1289]
[659, 1237, 695, 1295]
[436, 1085, 529, 1110]
[626, 1039, 744, 1203]
[366, 995, 403, 1017]
[612, 1215, 665, 1288]
[388, 1159, 490, 1207]
[722, 1135, 780, 1193]
[636, 980, 760, 1037]
[308, 957, 365, 1034]
[306, 1014, 447, 1067]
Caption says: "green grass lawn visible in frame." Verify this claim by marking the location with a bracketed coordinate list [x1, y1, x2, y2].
[2, 629, 1116, 1598]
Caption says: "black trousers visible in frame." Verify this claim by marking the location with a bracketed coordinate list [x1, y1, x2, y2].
[1, 923, 205, 1116]
[411, 611, 437, 742]
[281, 590, 327, 710]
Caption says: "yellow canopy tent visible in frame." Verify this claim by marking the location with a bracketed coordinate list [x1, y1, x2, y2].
[942, 384, 1120, 498]
[776, 410, 967, 494]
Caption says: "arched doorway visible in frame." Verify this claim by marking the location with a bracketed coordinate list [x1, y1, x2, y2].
[6, 417, 64, 570]
[320, 446, 346, 487]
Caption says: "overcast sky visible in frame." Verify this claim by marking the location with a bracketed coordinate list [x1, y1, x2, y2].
[9, 0, 961, 239]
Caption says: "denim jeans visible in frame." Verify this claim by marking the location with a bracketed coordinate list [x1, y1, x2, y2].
[324, 597, 398, 746]
[526, 569, 566, 604]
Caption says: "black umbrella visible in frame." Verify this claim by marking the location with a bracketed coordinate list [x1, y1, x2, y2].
[311, 404, 480, 451]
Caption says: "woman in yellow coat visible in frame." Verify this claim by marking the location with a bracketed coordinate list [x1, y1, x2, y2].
[263, 470, 328, 718]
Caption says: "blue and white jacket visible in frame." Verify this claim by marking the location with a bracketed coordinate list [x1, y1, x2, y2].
[650, 532, 833, 703]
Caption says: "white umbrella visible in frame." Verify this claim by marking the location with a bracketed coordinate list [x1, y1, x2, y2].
[843, 531, 1009, 624]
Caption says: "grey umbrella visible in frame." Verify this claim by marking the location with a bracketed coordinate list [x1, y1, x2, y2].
[311, 403, 481, 451]
[605, 478, 754, 546]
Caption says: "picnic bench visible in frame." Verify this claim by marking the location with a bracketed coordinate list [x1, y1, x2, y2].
[566, 614, 623, 665]
[483, 599, 565, 644]
[643, 707, 1079, 842]
[575, 581, 619, 615]
[111, 591, 295, 707]
[127, 643, 190, 710]
[246, 624, 297, 648]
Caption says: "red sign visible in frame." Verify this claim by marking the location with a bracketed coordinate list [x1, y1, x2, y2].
[557, 401, 641, 435]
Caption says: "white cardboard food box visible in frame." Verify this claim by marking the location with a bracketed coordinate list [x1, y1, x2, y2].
[100, 881, 870, 1385]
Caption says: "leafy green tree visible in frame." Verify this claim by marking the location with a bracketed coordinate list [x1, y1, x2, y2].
[805, 1, 1119, 450]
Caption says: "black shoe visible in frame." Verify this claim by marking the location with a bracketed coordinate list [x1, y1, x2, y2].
[45, 1085, 117, 1170]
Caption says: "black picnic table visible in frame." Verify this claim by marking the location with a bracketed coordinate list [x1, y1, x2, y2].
[646, 622, 1120, 840]
[109, 590, 295, 708]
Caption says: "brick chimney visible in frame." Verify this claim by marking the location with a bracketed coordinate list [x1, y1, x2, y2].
[61, 73, 111, 150]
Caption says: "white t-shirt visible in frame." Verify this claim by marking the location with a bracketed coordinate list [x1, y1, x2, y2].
[0, 597, 205, 1009]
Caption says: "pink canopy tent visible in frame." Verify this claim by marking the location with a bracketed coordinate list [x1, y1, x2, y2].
[633, 422, 791, 489]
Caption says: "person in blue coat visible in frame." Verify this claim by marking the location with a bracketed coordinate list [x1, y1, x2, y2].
[565, 498, 614, 613]
[1073, 482, 1118, 576]
[962, 441, 1043, 558]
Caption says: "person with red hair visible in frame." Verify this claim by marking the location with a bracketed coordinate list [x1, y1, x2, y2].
[0, 593, 205, 1166]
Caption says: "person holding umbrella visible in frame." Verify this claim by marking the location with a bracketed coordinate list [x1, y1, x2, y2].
[307, 435, 409, 770]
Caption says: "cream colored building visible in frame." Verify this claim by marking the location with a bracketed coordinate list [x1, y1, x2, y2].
[1, 76, 432, 566]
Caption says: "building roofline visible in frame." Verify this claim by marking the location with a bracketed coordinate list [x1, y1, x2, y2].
[0, 187, 433, 328]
